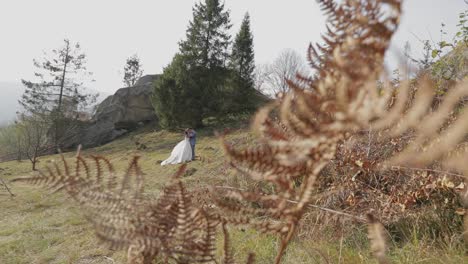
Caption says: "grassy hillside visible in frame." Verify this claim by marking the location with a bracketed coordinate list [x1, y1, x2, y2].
[0, 124, 466, 264]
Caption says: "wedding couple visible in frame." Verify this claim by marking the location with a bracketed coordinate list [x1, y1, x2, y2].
[161, 128, 197, 166]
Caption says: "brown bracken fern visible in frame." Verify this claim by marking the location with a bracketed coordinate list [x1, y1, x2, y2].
[218, 0, 468, 262]
[13, 0, 468, 263]
[366, 214, 389, 264]
[217, 0, 402, 262]
[13, 149, 250, 264]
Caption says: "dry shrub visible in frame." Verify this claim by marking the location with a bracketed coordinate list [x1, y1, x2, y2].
[218, 0, 468, 261]
[311, 128, 465, 245]
[317, 129, 464, 222]
[12, 0, 468, 263]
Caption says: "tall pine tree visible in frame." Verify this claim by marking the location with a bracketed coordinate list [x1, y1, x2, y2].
[179, 0, 232, 68]
[153, 54, 200, 128]
[181, 0, 232, 122]
[153, 0, 232, 128]
[20, 39, 96, 148]
[230, 13, 255, 87]
[228, 13, 259, 113]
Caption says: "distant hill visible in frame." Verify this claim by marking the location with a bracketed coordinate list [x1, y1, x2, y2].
[0, 82, 24, 126]
[0, 82, 109, 126]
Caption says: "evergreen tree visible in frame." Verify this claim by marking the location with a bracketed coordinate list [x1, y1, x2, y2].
[123, 54, 144, 87]
[230, 13, 255, 87]
[179, 0, 232, 68]
[182, 0, 232, 121]
[228, 13, 257, 113]
[20, 39, 96, 148]
[153, 54, 202, 128]
[153, 0, 232, 128]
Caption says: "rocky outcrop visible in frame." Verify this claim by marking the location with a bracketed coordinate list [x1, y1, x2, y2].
[93, 75, 158, 129]
[64, 75, 159, 148]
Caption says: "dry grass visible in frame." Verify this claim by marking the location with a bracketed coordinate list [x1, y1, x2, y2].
[0, 125, 466, 263]
[3, 1, 468, 263]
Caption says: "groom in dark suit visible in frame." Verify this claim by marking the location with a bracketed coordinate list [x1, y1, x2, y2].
[187, 128, 196, 161]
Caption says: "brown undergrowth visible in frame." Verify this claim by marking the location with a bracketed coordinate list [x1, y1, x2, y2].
[11, 0, 468, 263]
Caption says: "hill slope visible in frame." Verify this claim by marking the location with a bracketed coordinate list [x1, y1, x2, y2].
[0, 125, 466, 264]
[0, 82, 24, 125]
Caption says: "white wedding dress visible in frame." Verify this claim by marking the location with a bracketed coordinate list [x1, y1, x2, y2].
[161, 137, 193, 165]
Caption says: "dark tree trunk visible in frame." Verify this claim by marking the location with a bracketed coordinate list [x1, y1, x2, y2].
[55, 42, 70, 151]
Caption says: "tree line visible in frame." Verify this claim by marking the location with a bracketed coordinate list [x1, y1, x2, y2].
[0, 0, 316, 168]
[0, 39, 145, 169]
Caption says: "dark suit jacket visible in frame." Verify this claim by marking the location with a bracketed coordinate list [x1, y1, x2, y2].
[188, 130, 196, 145]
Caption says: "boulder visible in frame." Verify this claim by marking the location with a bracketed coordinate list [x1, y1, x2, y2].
[64, 75, 159, 148]
[93, 75, 158, 129]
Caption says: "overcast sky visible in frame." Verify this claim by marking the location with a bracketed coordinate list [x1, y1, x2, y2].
[0, 0, 466, 94]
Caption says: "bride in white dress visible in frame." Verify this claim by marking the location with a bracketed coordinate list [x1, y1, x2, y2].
[161, 130, 193, 165]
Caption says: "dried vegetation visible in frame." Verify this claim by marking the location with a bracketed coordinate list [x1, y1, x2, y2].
[12, 0, 468, 263]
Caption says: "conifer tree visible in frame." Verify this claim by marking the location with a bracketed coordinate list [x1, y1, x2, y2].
[179, 0, 232, 68]
[228, 12, 258, 113]
[153, 0, 232, 128]
[153, 54, 201, 128]
[20, 39, 96, 148]
[182, 0, 232, 121]
[230, 13, 255, 87]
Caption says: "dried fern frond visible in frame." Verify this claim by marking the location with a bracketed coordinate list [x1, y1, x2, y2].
[353, 76, 468, 169]
[13, 151, 258, 263]
[217, 0, 467, 262]
[217, 1, 403, 262]
[13, 1, 468, 263]
[15, 153, 214, 263]
[222, 223, 235, 264]
[366, 214, 389, 264]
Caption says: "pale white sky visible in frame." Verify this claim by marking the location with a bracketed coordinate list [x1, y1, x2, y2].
[0, 0, 466, 95]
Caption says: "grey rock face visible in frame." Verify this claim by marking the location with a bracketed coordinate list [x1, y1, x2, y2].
[65, 75, 159, 148]
[93, 78, 157, 129]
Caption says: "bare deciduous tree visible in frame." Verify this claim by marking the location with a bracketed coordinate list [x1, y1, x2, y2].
[123, 54, 144, 87]
[17, 114, 50, 170]
[265, 49, 307, 95]
[253, 63, 271, 94]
